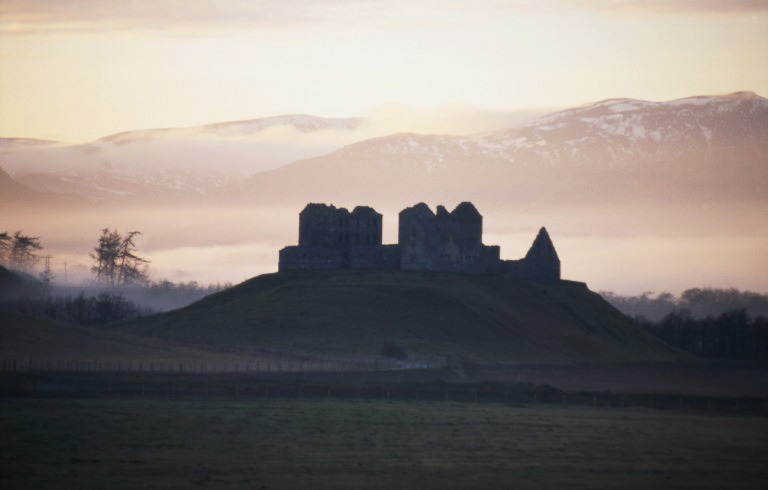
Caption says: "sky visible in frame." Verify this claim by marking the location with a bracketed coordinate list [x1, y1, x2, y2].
[1, 0, 767, 143]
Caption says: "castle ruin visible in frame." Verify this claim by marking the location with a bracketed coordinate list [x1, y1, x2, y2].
[279, 202, 560, 280]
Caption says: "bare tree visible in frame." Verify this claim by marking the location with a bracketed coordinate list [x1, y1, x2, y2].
[116, 231, 150, 286]
[90, 228, 122, 286]
[0, 231, 11, 266]
[9, 231, 43, 271]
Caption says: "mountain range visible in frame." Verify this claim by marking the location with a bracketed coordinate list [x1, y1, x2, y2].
[227, 91, 768, 208]
[2, 92, 766, 209]
[0, 115, 367, 204]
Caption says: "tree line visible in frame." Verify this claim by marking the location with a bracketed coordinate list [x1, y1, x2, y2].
[602, 288, 768, 322]
[4, 291, 152, 326]
[636, 309, 768, 359]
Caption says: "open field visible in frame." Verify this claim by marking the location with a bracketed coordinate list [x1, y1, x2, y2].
[2, 397, 767, 489]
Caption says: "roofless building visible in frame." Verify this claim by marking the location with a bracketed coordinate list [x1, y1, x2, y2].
[279, 202, 560, 280]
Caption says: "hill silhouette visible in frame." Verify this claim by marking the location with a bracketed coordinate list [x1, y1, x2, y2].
[116, 270, 682, 363]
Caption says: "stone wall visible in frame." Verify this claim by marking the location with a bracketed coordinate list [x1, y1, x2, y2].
[279, 244, 400, 271]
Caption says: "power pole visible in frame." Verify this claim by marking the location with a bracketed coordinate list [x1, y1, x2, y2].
[64, 261, 68, 286]
[41, 255, 54, 289]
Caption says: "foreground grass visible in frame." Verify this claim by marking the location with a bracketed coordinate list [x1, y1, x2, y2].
[2, 399, 767, 489]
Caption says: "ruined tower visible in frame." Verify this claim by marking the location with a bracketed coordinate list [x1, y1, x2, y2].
[398, 202, 500, 273]
[280, 203, 399, 270]
[299, 203, 382, 248]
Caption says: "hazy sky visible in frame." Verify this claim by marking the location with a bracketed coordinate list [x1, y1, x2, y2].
[1, 0, 767, 142]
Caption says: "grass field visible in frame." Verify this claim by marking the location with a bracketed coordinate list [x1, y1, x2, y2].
[2, 398, 767, 489]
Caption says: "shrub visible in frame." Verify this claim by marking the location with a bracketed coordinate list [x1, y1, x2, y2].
[380, 342, 408, 360]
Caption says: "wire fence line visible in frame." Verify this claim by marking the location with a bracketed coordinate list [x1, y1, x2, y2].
[2, 372, 767, 415]
[0, 355, 448, 374]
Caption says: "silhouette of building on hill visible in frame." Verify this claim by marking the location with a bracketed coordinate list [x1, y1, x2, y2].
[279, 202, 560, 280]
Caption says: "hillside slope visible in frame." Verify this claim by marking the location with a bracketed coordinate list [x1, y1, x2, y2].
[117, 270, 682, 363]
[0, 308, 258, 363]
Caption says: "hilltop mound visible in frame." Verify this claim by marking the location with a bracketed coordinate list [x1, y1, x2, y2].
[117, 270, 682, 363]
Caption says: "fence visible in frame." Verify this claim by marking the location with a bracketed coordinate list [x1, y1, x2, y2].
[0, 355, 448, 374]
[2, 372, 767, 415]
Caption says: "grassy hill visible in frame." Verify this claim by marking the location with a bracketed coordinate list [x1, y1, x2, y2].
[0, 308, 258, 363]
[116, 270, 682, 363]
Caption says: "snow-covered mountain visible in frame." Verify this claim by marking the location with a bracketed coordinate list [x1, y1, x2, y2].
[0, 165, 86, 206]
[483, 91, 768, 167]
[0, 115, 367, 204]
[3, 93, 766, 207]
[226, 92, 768, 207]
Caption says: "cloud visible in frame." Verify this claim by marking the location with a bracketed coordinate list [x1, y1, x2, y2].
[572, 0, 768, 15]
[0, 0, 373, 34]
[3, 0, 766, 35]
